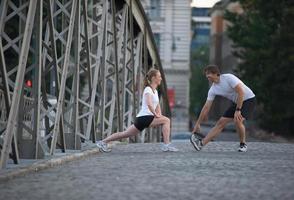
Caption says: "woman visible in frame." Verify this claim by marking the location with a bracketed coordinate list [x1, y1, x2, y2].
[96, 68, 178, 152]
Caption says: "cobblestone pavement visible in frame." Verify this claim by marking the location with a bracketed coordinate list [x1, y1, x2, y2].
[1, 140, 294, 200]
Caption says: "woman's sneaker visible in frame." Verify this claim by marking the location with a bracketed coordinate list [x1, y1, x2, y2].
[161, 143, 179, 152]
[238, 143, 247, 152]
[96, 140, 111, 152]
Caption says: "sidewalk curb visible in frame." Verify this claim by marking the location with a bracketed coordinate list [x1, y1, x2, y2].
[0, 148, 100, 183]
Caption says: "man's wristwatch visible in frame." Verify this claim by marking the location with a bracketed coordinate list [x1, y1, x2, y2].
[236, 107, 241, 111]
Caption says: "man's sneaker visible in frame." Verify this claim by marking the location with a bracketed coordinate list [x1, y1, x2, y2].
[96, 140, 111, 152]
[238, 143, 247, 152]
[190, 133, 203, 151]
[161, 143, 179, 152]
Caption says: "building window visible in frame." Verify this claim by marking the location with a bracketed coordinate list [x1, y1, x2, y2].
[150, 0, 160, 18]
[195, 35, 209, 44]
[192, 8, 210, 17]
[153, 33, 160, 52]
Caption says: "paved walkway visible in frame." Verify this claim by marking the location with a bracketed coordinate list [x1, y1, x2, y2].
[0, 140, 294, 200]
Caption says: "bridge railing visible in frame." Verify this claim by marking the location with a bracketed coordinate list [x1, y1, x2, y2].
[0, 0, 170, 169]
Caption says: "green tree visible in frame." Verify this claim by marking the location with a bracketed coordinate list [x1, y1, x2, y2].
[225, 0, 294, 136]
[190, 45, 209, 118]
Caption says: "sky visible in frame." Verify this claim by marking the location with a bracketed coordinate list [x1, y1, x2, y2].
[191, 0, 221, 8]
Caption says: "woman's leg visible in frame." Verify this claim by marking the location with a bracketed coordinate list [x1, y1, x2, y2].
[102, 125, 140, 143]
[149, 116, 170, 144]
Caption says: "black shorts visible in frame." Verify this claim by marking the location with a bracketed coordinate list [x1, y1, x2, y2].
[134, 115, 155, 131]
[223, 97, 256, 120]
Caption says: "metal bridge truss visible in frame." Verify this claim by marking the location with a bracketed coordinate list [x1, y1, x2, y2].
[0, 0, 170, 169]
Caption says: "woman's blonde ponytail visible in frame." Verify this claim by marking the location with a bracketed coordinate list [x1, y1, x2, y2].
[143, 68, 159, 88]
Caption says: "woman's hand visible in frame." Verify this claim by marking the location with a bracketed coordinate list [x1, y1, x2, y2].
[154, 112, 161, 118]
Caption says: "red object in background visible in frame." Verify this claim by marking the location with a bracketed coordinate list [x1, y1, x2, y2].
[167, 88, 175, 109]
[26, 80, 32, 87]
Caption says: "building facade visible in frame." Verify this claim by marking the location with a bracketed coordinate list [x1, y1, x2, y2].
[191, 7, 211, 50]
[142, 0, 192, 132]
[210, 0, 242, 72]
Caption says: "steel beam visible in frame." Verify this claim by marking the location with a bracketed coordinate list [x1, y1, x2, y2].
[0, 0, 170, 168]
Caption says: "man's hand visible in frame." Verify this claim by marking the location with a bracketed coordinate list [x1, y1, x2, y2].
[192, 123, 201, 133]
[234, 111, 244, 122]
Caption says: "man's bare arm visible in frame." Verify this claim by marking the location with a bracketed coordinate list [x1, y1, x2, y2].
[235, 83, 244, 110]
[234, 83, 244, 121]
[192, 100, 213, 132]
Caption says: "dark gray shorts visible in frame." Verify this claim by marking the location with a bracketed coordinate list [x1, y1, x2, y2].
[223, 97, 256, 120]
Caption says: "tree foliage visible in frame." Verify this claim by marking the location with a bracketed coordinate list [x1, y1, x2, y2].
[190, 45, 209, 117]
[225, 0, 294, 136]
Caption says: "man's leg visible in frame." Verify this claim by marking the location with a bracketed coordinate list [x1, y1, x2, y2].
[235, 119, 248, 152]
[235, 120, 246, 143]
[202, 117, 233, 145]
[235, 97, 256, 144]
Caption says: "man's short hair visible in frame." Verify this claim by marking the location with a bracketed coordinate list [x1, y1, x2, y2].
[203, 65, 221, 76]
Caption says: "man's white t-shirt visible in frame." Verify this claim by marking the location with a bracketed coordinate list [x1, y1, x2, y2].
[207, 74, 255, 103]
[137, 86, 159, 117]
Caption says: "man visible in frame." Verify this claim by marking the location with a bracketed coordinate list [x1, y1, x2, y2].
[191, 65, 256, 152]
